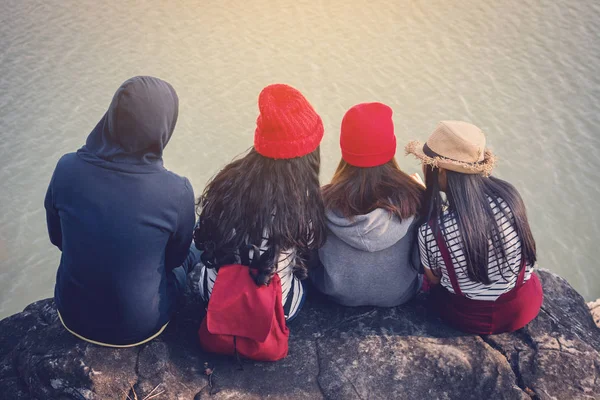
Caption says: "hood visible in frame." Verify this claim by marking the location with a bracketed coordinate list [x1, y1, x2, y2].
[77, 76, 179, 172]
[326, 208, 415, 252]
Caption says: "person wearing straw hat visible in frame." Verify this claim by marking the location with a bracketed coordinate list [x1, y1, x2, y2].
[405, 121, 543, 334]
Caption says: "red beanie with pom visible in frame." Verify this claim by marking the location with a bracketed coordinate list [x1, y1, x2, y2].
[254, 84, 324, 159]
[340, 102, 396, 167]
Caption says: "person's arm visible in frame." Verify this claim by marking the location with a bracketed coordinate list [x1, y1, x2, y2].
[44, 172, 62, 251]
[417, 224, 440, 285]
[165, 178, 196, 272]
[423, 265, 441, 285]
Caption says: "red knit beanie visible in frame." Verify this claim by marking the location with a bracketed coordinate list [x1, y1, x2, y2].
[254, 84, 324, 159]
[340, 102, 396, 167]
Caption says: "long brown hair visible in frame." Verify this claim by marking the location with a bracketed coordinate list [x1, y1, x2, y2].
[322, 158, 423, 220]
[418, 165, 537, 284]
[194, 147, 326, 285]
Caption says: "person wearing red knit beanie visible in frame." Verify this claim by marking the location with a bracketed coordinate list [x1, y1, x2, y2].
[339, 102, 396, 167]
[192, 84, 327, 360]
[311, 102, 425, 307]
[254, 83, 324, 159]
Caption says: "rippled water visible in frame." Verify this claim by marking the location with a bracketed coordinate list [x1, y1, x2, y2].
[1, 0, 599, 318]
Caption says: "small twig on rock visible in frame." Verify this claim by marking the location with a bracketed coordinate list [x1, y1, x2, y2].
[142, 383, 163, 400]
[127, 383, 139, 400]
[144, 390, 165, 400]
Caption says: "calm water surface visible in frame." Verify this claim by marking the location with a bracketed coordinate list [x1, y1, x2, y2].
[1, 0, 599, 318]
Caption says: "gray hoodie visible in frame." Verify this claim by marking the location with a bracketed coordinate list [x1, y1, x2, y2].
[311, 208, 420, 307]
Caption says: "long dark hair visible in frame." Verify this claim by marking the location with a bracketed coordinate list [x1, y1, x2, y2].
[418, 166, 536, 284]
[322, 158, 423, 219]
[194, 147, 326, 285]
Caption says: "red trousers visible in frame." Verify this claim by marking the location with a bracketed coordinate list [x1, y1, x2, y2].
[430, 272, 543, 334]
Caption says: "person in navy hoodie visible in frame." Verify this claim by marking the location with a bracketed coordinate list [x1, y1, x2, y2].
[44, 76, 198, 347]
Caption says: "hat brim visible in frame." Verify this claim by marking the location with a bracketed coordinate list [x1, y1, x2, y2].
[405, 140, 496, 177]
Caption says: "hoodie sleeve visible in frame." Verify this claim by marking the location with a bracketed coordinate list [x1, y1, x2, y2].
[165, 178, 195, 272]
[44, 170, 62, 251]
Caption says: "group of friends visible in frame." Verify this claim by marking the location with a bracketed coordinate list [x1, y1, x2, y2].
[45, 76, 543, 360]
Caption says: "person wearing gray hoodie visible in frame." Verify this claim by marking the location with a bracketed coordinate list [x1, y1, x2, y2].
[311, 102, 424, 307]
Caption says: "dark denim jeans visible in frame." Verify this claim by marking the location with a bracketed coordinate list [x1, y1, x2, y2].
[169, 245, 202, 297]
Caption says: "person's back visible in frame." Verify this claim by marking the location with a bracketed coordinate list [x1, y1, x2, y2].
[312, 103, 423, 307]
[316, 208, 420, 306]
[418, 195, 533, 300]
[45, 76, 196, 346]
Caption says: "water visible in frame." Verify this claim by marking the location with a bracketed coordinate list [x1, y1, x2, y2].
[1, 0, 599, 319]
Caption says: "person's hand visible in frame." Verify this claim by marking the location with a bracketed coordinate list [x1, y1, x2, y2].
[410, 173, 425, 188]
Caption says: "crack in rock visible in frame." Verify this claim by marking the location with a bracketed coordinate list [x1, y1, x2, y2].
[313, 338, 326, 398]
[480, 334, 538, 399]
[333, 364, 363, 400]
[126, 346, 144, 400]
[540, 306, 587, 339]
[321, 310, 378, 336]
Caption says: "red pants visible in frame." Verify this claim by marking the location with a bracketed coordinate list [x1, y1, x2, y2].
[430, 272, 543, 335]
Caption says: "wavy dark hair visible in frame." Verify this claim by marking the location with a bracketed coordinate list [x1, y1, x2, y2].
[194, 147, 326, 286]
[322, 158, 423, 220]
[418, 166, 537, 284]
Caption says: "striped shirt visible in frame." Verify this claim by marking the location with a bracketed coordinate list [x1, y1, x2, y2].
[418, 196, 533, 301]
[196, 246, 305, 321]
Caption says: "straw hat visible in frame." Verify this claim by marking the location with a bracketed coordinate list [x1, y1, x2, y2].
[405, 121, 496, 176]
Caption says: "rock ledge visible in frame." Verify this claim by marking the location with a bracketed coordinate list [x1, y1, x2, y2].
[1, 269, 599, 400]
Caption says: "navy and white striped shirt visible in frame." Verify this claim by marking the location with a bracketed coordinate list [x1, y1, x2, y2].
[418, 196, 533, 301]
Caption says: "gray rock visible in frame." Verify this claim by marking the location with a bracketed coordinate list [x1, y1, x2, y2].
[0, 269, 598, 400]
[589, 299, 600, 329]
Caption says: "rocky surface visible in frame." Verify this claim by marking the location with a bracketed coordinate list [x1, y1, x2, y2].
[0, 269, 598, 400]
[590, 299, 600, 329]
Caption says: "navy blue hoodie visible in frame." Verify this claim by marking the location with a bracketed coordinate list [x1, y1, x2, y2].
[44, 76, 195, 346]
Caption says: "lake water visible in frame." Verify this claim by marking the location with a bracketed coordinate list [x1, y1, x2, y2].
[1, 0, 599, 319]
